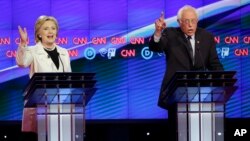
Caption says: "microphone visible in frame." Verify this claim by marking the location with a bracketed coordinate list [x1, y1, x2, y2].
[47, 55, 50, 58]
[161, 28, 167, 37]
[57, 52, 65, 72]
[196, 45, 206, 71]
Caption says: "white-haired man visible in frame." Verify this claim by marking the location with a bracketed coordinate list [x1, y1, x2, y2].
[149, 5, 224, 141]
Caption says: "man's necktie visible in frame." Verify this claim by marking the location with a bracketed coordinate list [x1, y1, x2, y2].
[187, 36, 194, 65]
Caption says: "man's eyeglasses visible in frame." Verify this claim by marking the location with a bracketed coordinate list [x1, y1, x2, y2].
[181, 19, 198, 25]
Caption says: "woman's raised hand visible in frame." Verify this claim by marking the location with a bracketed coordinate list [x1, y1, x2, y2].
[18, 26, 28, 47]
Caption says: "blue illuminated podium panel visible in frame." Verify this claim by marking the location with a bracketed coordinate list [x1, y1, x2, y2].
[23, 73, 97, 141]
[163, 71, 237, 141]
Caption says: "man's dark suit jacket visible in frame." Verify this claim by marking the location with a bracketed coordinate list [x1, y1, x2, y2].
[149, 27, 224, 109]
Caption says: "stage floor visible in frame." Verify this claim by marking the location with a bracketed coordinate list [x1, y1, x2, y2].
[0, 119, 249, 141]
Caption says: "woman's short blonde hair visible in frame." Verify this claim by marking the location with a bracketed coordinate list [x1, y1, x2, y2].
[34, 15, 59, 43]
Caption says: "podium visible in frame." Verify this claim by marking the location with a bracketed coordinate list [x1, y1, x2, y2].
[23, 73, 97, 141]
[162, 71, 237, 141]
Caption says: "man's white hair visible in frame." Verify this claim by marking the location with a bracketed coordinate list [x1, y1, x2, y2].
[177, 5, 199, 20]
